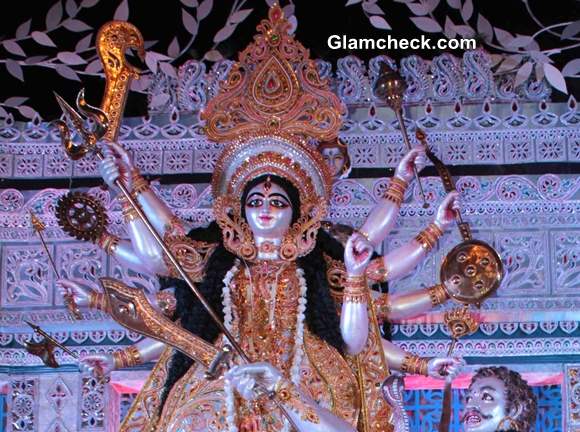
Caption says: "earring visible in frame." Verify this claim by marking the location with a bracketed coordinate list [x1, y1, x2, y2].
[279, 198, 327, 261]
[497, 416, 520, 431]
[213, 196, 257, 261]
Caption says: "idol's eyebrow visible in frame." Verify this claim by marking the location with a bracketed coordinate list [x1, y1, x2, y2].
[246, 192, 265, 200]
[268, 192, 290, 202]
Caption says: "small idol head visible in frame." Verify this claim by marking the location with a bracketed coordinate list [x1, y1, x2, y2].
[318, 137, 351, 179]
[461, 366, 537, 432]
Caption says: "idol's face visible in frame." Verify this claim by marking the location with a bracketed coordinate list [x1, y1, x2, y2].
[462, 376, 508, 432]
[244, 181, 293, 239]
[321, 147, 346, 178]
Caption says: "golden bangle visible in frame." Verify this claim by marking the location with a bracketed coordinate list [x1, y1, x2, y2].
[119, 196, 139, 222]
[113, 345, 143, 369]
[343, 274, 367, 303]
[428, 284, 449, 306]
[88, 291, 109, 312]
[366, 258, 389, 283]
[96, 232, 120, 256]
[131, 169, 150, 195]
[415, 222, 444, 252]
[401, 353, 429, 376]
[383, 176, 408, 206]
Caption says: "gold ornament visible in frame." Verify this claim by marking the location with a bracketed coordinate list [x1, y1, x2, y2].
[55, 192, 107, 242]
[202, 6, 344, 143]
[213, 196, 258, 261]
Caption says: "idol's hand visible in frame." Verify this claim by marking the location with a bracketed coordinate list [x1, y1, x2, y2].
[344, 232, 374, 276]
[427, 356, 464, 380]
[434, 191, 460, 230]
[56, 279, 93, 308]
[394, 147, 426, 183]
[99, 141, 134, 191]
[225, 362, 283, 401]
[80, 353, 115, 377]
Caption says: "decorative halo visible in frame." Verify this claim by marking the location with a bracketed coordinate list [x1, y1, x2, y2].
[55, 192, 107, 242]
[211, 133, 333, 211]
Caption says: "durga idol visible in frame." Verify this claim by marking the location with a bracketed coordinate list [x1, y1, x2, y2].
[57, 6, 465, 431]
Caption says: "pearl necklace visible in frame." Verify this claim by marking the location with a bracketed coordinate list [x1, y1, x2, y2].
[222, 261, 307, 432]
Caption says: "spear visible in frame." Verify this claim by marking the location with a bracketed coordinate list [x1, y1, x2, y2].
[29, 210, 82, 320]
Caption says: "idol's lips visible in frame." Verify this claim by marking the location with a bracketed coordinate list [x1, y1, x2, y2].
[259, 215, 273, 221]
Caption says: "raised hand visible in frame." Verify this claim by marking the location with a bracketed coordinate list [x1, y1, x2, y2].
[99, 141, 134, 191]
[225, 362, 283, 401]
[56, 279, 94, 308]
[394, 147, 426, 183]
[80, 353, 115, 377]
[344, 232, 374, 276]
[434, 191, 461, 230]
[427, 356, 465, 380]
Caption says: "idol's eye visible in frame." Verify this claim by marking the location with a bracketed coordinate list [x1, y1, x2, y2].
[270, 198, 289, 209]
[246, 198, 263, 208]
[465, 396, 472, 404]
[334, 155, 344, 162]
[482, 392, 494, 402]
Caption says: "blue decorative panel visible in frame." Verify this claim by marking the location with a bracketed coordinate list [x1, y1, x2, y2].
[404, 385, 561, 432]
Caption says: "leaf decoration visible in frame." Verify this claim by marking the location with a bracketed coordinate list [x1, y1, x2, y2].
[56, 64, 80, 81]
[507, 35, 534, 49]
[514, 61, 532, 87]
[214, 24, 236, 43]
[57, 51, 87, 65]
[204, 49, 223, 61]
[494, 28, 514, 48]
[3, 41, 26, 57]
[496, 54, 522, 72]
[476, 14, 493, 43]
[460, 0, 473, 22]
[369, 15, 391, 30]
[168, 37, 180, 58]
[0, 106, 8, 118]
[444, 16, 457, 38]
[345, 0, 362, 5]
[46, 1, 63, 30]
[562, 59, 580, 77]
[407, 3, 429, 16]
[287, 15, 298, 34]
[535, 62, 544, 81]
[63, 19, 92, 32]
[363, 2, 384, 15]
[447, 0, 461, 9]
[230, 8, 253, 24]
[182, 9, 198, 35]
[85, 58, 103, 73]
[25, 56, 48, 64]
[16, 19, 32, 39]
[66, 0, 79, 17]
[197, 0, 213, 20]
[160, 62, 177, 78]
[114, 0, 129, 21]
[4, 97, 29, 107]
[32, 31, 57, 47]
[543, 63, 567, 94]
[180, 0, 198, 6]
[6, 60, 24, 81]
[424, 0, 440, 13]
[18, 106, 37, 119]
[76, 33, 93, 51]
[283, 4, 295, 16]
[561, 20, 580, 40]
[81, 0, 99, 7]
[454, 24, 475, 38]
[410, 17, 442, 33]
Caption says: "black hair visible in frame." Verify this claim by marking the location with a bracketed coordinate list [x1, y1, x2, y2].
[160, 175, 345, 405]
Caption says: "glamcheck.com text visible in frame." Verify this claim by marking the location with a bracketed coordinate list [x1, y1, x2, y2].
[327, 34, 477, 50]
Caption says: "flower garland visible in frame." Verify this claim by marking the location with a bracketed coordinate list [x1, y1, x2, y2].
[222, 262, 308, 432]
